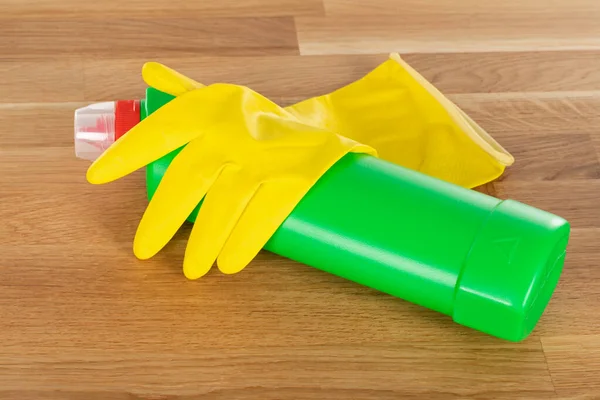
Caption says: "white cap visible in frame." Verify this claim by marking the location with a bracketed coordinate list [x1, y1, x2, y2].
[74, 101, 116, 161]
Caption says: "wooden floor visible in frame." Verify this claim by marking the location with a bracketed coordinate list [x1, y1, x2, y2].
[1, 0, 600, 398]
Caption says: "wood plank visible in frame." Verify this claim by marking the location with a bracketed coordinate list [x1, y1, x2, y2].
[80, 51, 600, 103]
[405, 51, 600, 94]
[593, 135, 600, 162]
[534, 228, 600, 337]
[542, 335, 600, 396]
[0, 16, 299, 59]
[452, 92, 600, 135]
[1, 0, 324, 18]
[0, 341, 555, 398]
[0, 59, 83, 103]
[493, 133, 600, 182]
[0, 180, 146, 247]
[0, 103, 83, 147]
[296, 14, 600, 54]
[0, 147, 93, 185]
[324, 0, 600, 16]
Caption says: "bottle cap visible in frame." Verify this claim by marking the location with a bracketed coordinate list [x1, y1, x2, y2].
[74, 100, 140, 161]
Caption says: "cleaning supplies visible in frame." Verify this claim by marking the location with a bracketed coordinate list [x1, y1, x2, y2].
[76, 57, 569, 341]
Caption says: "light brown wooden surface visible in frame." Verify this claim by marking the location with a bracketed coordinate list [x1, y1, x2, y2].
[1, 0, 599, 398]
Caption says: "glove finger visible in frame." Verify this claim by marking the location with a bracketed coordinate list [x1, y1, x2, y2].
[142, 62, 204, 97]
[183, 167, 258, 280]
[87, 87, 223, 185]
[217, 180, 306, 274]
[133, 139, 223, 260]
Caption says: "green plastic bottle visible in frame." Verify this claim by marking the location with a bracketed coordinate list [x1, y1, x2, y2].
[74, 87, 570, 341]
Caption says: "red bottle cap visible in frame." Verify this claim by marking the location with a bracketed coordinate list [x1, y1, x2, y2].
[115, 100, 141, 140]
[75, 100, 142, 161]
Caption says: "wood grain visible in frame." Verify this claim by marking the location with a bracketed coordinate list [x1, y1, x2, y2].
[1, 0, 324, 18]
[1, 16, 299, 59]
[0, 104, 82, 147]
[0, 343, 556, 398]
[1, 0, 600, 398]
[451, 92, 600, 134]
[0, 60, 84, 103]
[542, 335, 600, 396]
[324, 0, 600, 16]
[296, 13, 600, 54]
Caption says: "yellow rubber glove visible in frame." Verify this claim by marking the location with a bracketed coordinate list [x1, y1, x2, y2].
[87, 84, 375, 279]
[143, 54, 513, 189]
[286, 53, 514, 189]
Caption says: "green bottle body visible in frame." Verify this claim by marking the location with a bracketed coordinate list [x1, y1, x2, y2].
[143, 88, 570, 341]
